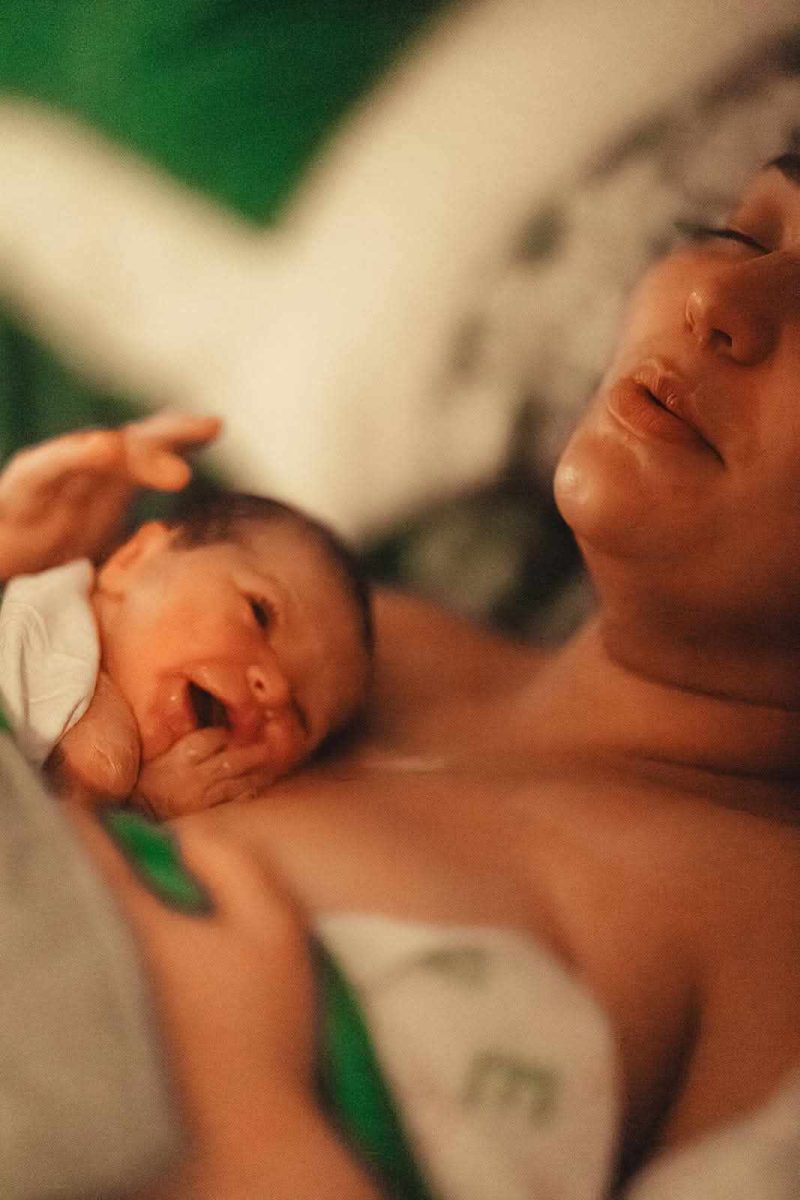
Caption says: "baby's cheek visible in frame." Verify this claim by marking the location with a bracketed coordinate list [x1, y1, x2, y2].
[261, 713, 308, 779]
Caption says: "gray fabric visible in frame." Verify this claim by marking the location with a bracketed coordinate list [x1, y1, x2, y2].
[0, 733, 182, 1199]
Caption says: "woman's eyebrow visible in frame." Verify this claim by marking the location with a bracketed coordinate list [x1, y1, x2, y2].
[765, 152, 800, 186]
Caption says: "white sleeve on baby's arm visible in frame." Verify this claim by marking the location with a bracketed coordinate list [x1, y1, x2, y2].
[0, 559, 100, 765]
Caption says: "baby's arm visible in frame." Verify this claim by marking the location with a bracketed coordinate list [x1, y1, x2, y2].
[0, 412, 220, 579]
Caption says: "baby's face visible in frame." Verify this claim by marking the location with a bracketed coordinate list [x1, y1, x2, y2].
[94, 519, 369, 779]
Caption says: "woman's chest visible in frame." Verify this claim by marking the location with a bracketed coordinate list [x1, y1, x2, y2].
[203, 760, 800, 1161]
[200, 760, 713, 1065]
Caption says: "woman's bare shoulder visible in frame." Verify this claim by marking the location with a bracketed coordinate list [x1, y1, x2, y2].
[371, 588, 549, 742]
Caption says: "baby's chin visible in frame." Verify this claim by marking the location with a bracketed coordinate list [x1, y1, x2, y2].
[53, 671, 141, 802]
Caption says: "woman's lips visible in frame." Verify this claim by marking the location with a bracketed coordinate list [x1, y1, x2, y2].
[606, 371, 717, 456]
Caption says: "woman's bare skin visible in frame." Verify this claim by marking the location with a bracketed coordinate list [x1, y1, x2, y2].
[174, 591, 800, 1187]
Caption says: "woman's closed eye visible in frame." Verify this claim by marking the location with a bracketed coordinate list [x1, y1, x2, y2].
[674, 219, 769, 254]
[249, 597, 273, 630]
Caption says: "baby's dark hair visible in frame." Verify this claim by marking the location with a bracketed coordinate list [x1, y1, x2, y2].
[165, 489, 373, 657]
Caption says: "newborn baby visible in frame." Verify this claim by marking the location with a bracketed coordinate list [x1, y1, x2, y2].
[0, 415, 372, 817]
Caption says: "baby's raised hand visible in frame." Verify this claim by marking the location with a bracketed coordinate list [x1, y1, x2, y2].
[134, 728, 279, 820]
[119, 410, 222, 492]
[0, 411, 220, 578]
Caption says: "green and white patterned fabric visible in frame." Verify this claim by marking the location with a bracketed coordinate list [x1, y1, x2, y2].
[316, 913, 618, 1200]
[0, 0, 444, 456]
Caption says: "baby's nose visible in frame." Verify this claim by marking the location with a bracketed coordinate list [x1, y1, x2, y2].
[247, 662, 291, 711]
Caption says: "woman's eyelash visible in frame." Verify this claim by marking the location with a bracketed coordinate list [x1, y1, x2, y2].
[674, 219, 768, 253]
[249, 597, 273, 629]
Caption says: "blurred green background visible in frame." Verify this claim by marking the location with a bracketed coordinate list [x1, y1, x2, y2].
[0, 0, 445, 449]
[0, 0, 584, 632]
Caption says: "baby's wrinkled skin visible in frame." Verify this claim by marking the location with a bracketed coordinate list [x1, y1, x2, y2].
[56, 669, 142, 797]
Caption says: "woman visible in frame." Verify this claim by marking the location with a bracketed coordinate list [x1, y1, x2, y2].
[13, 156, 800, 1199]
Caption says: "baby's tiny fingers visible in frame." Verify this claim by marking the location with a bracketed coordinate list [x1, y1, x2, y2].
[1, 429, 123, 495]
[127, 449, 192, 492]
[169, 727, 230, 765]
[208, 740, 277, 777]
[203, 767, 277, 809]
[125, 414, 221, 491]
[127, 412, 222, 451]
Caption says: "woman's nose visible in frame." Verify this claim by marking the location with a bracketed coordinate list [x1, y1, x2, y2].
[684, 265, 777, 366]
[246, 661, 291, 711]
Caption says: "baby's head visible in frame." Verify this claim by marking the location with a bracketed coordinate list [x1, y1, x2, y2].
[92, 491, 372, 786]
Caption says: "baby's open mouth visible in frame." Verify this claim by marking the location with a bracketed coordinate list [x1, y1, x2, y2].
[187, 682, 231, 730]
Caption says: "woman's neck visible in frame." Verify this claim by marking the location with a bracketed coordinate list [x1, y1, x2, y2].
[525, 617, 800, 817]
[369, 590, 800, 817]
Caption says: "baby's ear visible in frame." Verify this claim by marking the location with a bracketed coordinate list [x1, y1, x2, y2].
[97, 521, 172, 595]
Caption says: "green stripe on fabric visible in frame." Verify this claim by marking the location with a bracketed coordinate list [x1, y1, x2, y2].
[316, 942, 435, 1200]
[100, 806, 214, 916]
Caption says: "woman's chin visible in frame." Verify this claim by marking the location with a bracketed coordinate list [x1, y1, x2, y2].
[555, 433, 637, 553]
[554, 427, 680, 560]
[556, 386, 727, 561]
